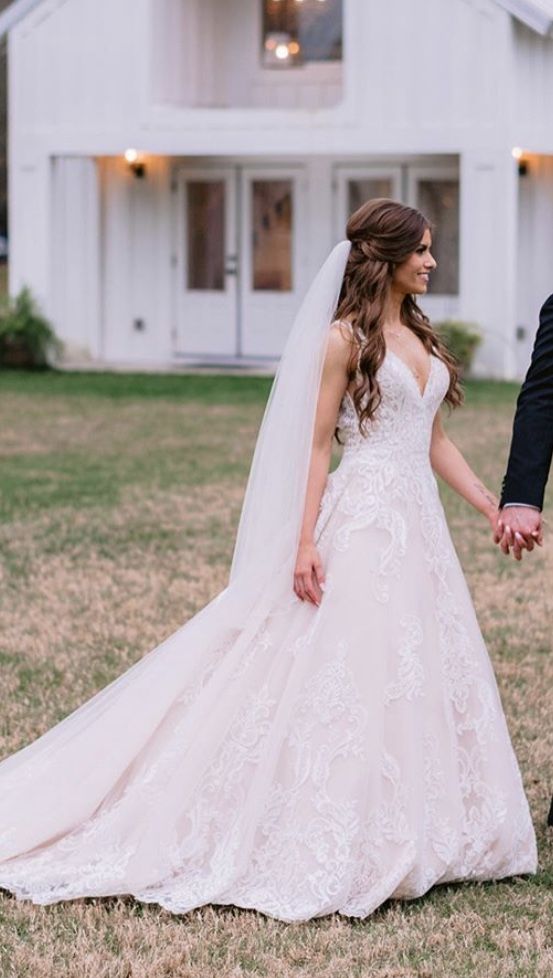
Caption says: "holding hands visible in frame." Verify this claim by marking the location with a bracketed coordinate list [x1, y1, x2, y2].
[494, 505, 543, 561]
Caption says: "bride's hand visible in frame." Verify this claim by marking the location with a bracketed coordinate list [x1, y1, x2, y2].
[294, 541, 325, 606]
[487, 506, 502, 538]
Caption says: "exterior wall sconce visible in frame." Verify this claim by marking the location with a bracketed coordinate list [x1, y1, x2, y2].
[512, 147, 529, 177]
[124, 148, 146, 179]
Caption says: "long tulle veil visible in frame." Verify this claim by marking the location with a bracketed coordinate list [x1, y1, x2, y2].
[0, 240, 351, 860]
[229, 239, 352, 590]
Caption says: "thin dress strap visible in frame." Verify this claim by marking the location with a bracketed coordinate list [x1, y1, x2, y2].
[331, 318, 354, 332]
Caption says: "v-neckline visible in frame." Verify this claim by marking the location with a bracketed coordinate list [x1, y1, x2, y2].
[385, 347, 434, 400]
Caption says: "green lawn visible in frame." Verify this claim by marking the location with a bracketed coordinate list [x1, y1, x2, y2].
[0, 370, 551, 978]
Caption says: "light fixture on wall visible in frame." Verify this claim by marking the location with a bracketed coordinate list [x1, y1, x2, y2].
[124, 148, 146, 179]
[512, 146, 529, 177]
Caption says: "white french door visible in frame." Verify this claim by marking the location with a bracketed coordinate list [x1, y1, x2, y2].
[175, 164, 307, 359]
[406, 164, 460, 301]
[240, 166, 306, 358]
[333, 162, 460, 315]
[175, 168, 238, 357]
[333, 165, 403, 238]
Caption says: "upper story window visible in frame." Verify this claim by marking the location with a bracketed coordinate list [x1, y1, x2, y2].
[262, 0, 343, 68]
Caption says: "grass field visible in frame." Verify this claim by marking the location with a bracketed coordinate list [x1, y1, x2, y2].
[0, 370, 551, 978]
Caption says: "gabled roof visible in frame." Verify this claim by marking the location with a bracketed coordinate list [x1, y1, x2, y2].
[494, 0, 553, 34]
[0, 0, 43, 38]
[0, 0, 552, 40]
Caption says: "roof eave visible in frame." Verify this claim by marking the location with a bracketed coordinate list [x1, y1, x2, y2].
[495, 0, 553, 35]
[0, 0, 45, 40]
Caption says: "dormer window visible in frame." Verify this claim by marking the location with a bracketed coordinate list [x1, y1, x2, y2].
[262, 0, 343, 68]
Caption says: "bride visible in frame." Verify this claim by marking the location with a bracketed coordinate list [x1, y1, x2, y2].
[0, 198, 537, 922]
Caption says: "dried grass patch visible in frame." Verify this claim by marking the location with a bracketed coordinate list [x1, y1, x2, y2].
[0, 379, 551, 977]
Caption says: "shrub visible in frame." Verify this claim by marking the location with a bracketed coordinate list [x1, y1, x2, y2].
[435, 319, 482, 374]
[0, 286, 62, 369]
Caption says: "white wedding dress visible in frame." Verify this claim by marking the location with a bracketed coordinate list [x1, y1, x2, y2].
[0, 332, 537, 922]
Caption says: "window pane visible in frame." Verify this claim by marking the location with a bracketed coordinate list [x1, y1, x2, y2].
[348, 178, 394, 216]
[416, 179, 459, 295]
[252, 180, 293, 291]
[186, 181, 225, 291]
[262, 0, 342, 67]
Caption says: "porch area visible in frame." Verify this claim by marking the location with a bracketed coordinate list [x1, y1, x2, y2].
[48, 152, 464, 370]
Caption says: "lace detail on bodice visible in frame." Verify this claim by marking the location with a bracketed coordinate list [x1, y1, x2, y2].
[336, 345, 449, 464]
[314, 330, 451, 592]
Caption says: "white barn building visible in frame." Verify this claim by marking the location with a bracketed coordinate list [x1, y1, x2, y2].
[2, 0, 553, 376]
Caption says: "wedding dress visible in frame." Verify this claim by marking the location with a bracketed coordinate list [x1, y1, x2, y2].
[0, 247, 537, 922]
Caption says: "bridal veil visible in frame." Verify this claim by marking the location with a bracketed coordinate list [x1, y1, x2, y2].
[0, 240, 351, 860]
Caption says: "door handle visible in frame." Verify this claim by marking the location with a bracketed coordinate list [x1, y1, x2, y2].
[225, 254, 238, 276]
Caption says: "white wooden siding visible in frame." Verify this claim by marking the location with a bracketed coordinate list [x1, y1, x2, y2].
[6, 0, 553, 374]
[51, 157, 101, 358]
[99, 156, 173, 364]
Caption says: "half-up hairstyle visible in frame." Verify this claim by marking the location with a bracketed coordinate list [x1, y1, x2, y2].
[334, 197, 463, 436]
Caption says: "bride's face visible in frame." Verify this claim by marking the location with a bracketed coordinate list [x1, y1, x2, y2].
[392, 228, 437, 296]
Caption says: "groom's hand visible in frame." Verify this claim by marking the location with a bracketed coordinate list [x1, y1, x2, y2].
[495, 506, 543, 560]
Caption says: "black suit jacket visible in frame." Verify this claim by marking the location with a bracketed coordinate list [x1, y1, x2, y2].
[500, 294, 553, 509]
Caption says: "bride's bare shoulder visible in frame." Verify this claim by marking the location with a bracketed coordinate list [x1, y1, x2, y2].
[328, 319, 360, 372]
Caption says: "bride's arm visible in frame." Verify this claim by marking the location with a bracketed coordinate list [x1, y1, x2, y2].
[294, 326, 352, 606]
[430, 411, 500, 530]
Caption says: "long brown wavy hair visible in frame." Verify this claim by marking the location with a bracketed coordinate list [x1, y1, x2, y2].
[334, 197, 463, 436]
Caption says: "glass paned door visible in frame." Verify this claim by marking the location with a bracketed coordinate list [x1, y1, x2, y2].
[186, 181, 226, 290]
[241, 167, 306, 357]
[251, 179, 293, 291]
[413, 175, 460, 295]
[334, 167, 402, 239]
[176, 169, 237, 357]
[347, 177, 397, 215]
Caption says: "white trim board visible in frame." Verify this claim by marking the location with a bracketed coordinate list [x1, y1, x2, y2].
[0, 0, 552, 42]
[494, 0, 553, 35]
[1, 0, 553, 41]
[0, 0, 44, 37]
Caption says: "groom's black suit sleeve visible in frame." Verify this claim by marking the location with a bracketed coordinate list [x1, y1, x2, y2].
[500, 294, 553, 510]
